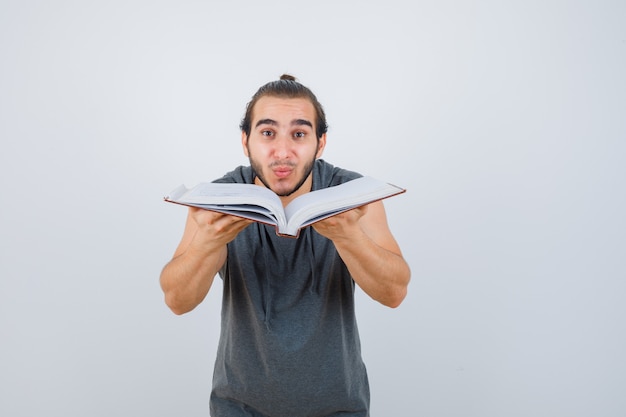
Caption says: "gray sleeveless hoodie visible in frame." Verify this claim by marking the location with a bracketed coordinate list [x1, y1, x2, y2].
[209, 159, 370, 417]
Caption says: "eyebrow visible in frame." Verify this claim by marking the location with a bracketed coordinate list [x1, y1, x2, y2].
[255, 118, 313, 129]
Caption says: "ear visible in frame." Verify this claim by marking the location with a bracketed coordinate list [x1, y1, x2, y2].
[241, 131, 249, 157]
[315, 133, 327, 158]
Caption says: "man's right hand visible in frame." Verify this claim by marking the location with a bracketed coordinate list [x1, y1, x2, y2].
[189, 207, 254, 250]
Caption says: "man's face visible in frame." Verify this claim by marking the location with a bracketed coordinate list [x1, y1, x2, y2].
[242, 96, 326, 197]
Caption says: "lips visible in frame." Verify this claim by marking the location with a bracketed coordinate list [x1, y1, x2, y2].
[272, 167, 293, 178]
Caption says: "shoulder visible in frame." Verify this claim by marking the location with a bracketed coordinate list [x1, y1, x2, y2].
[211, 166, 254, 184]
[313, 159, 363, 190]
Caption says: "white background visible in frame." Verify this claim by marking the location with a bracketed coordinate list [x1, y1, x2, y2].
[1, 1, 625, 416]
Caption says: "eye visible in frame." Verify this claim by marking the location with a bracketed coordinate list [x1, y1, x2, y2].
[293, 131, 306, 139]
[261, 130, 274, 137]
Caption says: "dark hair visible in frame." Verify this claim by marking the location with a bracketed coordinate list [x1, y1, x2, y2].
[239, 74, 328, 140]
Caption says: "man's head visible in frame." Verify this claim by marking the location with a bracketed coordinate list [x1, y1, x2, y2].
[240, 74, 328, 140]
[241, 75, 328, 198]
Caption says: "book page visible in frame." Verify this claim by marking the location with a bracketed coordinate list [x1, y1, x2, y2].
[166, 182, 287, 226]
[182, 204, 281, 225]
[283, 176, 405, 234]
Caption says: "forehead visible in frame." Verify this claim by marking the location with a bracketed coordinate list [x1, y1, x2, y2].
[251, 96, 316, 123]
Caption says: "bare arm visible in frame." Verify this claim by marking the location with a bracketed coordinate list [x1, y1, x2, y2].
[159, 207, 252, 315]
[312, 201, 410, 308]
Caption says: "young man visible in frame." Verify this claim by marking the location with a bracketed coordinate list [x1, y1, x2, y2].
[160, 75, 411, 417]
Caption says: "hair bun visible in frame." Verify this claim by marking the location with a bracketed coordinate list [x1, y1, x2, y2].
[279, 74, 297, 81]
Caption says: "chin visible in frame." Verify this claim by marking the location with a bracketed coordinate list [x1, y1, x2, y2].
[272, 183, 297, 197]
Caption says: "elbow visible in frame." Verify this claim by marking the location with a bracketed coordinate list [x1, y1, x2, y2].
[374, 280, 408, 308]
[160, 273, 197, 315]
[384, 286, 408, 309]
[168, 304, 191, 316]
[382, 267, 411, 308]
[163, 291, 196, 316]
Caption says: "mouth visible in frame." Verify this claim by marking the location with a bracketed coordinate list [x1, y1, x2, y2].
[271, 165, 295, 179]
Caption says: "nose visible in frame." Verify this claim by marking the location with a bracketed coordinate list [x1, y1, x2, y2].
[272, 134, 292, 159]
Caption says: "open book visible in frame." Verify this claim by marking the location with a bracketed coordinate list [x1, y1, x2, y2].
[164, 176, 406, 237]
